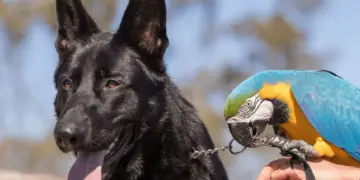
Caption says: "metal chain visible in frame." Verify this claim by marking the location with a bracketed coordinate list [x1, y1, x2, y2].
[190, 146, 229, 159]
[189, 138, 247, 159]
[190, 135, 316, 180]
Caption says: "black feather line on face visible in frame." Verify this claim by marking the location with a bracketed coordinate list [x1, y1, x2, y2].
[266, 98, 289, 125]
[273, 125, 280, 135]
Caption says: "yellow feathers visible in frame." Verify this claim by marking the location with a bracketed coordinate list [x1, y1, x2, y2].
[258, 82, 360, 167]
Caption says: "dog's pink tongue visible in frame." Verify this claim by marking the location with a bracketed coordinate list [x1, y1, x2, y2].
[67, 151, 106, 180]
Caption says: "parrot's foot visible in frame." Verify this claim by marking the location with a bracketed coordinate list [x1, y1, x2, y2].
[264, 137, 318, 180]
[280, 140, 320, 159]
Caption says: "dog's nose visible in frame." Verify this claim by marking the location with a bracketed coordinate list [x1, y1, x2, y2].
[54, 122, 86, 150]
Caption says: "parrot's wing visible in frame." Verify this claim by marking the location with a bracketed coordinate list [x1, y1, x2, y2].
[291, 71, 360, 161]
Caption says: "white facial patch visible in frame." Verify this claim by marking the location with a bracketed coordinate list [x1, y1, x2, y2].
[248, 100, 274, 122]
[227, 93, 274, 124]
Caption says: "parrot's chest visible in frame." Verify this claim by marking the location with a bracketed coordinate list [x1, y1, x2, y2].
[279, 115, 360, 167]
[279, 122, 318, 145]
[279, 109, 319, 145]
[256, 81, 360, 166]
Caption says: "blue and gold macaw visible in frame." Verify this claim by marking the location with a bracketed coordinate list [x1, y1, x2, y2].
[224, 70, 360, 167]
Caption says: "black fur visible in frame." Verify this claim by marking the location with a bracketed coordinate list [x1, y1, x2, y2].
[52, 0, 228, 179]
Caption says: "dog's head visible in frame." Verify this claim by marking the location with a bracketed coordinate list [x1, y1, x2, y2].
[53, 0, 168, 157]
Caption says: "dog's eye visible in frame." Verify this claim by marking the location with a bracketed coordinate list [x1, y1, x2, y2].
[62, 79, 72, 90]
[105, 80, 119, 89]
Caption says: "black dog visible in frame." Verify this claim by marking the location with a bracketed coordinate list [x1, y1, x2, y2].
[53, 0, 228, 179]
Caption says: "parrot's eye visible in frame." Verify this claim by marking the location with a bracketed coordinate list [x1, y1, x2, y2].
[246, 100, 252, 107]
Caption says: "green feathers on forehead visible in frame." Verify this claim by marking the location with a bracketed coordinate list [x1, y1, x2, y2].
[224, 91, 257, 119]
[223, 70, 302, 120]
[223, 71, 268, 119]
[223, 70, 299, 120]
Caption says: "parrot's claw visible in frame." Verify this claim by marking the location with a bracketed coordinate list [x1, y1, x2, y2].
[279, 150, 292, 157]
[280, 139, 319, 159]
[280, 148, 306, 160]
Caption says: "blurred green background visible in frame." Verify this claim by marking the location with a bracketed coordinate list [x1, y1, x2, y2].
[0, 0, 359, 179]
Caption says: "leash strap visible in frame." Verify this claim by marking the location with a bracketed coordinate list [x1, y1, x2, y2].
[288, 150, 316, 180]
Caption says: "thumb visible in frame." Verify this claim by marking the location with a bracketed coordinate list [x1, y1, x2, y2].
[271, 167, 304, 180]
[257, 158, 290, 180]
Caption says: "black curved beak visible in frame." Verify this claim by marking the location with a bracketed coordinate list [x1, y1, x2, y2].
[226, 99, 274, 148]
[228, 120, 269, 148]
[228, 122, 256, 147]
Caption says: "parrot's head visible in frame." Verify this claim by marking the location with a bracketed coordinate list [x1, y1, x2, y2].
[224, 71, 289, 147]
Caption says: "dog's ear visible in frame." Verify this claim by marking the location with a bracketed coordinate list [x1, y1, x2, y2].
[55, 0, 100, 53]
[113, 0, 169, 73]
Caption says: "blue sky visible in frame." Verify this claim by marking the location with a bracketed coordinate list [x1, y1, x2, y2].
[0, 0, 359, 140]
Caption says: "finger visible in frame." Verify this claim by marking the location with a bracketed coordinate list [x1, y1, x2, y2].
[277, 159, 305, 180]
[257, 158, 291, 180]
[278, 158, 291, 170]
[271, 168, 302, 180]
[270, 169, 288, 180]
[257, 166, 274, 180]
[268, 158, 291, 169]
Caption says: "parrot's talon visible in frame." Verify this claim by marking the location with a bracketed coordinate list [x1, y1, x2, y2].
[291, 149, 306, 160]
[280, 139, 319, 159]
[279, 150, 292, 157]
[263, 136, 318, 160]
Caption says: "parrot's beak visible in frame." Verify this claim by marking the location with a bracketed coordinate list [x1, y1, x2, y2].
[228, 122, 255, 147]
[227, 100, 274, 147]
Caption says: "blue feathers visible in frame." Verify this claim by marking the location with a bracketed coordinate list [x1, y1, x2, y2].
[227, 70, 294, 101]
[290, 70, 360, 161]
[229, 70, 360, 161]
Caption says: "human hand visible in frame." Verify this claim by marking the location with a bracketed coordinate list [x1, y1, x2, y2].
[257, 157, 360, 180]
